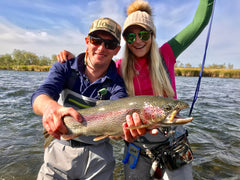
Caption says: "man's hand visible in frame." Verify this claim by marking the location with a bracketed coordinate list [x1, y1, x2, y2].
[42, 101, 82, 139]
[122, 112, 159, 142]
[57, 50, 75, 63]
[33, 95, 82, 139]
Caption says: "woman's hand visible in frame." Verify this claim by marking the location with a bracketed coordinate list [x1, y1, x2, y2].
[57, 50, 75, 63]
[122, 112, 158, 142]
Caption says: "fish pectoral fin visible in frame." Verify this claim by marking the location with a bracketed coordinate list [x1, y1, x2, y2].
[93, 135, 109, 141]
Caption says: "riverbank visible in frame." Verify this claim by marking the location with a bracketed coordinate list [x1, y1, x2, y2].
[175, 68, 240, 78]
[0, 66, 239, 78]
[0, 65, 50, 71]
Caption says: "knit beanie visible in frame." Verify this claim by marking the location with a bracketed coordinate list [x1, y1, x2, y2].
[122, 0, 156, 37]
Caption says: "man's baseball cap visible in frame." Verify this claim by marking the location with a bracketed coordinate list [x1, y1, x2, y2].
[88, 17, 121, 43]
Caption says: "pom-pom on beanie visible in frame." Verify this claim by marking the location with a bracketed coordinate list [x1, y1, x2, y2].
[122, 0, 156, 37]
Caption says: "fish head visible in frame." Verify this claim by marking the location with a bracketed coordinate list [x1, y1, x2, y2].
[159, 98, 193, 125]
[141, 96, 192, 126]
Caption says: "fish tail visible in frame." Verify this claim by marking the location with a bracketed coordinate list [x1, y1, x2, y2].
[43, 128, 55, 148]
[44, 134, 55, 148]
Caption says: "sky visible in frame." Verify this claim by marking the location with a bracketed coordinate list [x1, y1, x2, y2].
[0, 0, 239, 68]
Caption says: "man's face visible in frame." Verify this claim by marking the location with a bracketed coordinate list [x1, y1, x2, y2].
[85, 31, 120, 69]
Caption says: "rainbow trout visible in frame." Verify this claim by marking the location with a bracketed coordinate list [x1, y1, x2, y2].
[44, 95, 193, 147]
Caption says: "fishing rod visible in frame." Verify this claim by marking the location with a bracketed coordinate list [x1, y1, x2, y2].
[189, 0, 216, 116]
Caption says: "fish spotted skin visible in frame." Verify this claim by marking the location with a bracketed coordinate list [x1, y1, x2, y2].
[61, 95, 192, 140]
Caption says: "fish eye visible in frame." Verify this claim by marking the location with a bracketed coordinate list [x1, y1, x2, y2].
[164, 105, 172, 111]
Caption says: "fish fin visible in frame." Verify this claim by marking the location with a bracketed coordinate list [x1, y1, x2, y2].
[93, 135, 109, 141]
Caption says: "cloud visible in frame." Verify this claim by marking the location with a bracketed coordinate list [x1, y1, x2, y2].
[0, 17, 86, 57]
[152, 0, 240, 69]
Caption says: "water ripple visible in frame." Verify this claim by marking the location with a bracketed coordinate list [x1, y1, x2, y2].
[0, 72, 240, 179]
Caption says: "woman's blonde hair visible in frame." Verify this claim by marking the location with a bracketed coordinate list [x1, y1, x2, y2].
[121, 38, 175, 97]
[121, 0, 175, 97]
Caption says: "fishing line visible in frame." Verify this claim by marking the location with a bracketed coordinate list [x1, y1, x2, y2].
[189, 0, 216, 116]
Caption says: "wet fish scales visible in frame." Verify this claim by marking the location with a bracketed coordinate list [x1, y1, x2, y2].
[44, 95, 193, 147]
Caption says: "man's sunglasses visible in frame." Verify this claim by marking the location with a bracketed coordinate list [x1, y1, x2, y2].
[124, 30, 152, 44]
[89, 35, 119, 50]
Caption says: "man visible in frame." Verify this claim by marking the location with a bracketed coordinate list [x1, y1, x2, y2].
[31, 17, 146, 180]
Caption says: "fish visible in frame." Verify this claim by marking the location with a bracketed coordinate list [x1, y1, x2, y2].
[44, 95, 193, 147]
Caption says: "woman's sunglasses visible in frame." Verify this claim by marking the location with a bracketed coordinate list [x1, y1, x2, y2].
[89, 35, 119, 50]
[125, 30, 152, 44]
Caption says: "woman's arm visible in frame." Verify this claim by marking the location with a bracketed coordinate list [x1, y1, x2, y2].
[168, 0, 214, 59]
[57, 50, 75, 62]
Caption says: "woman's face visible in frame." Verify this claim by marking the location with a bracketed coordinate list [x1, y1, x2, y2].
[125, 25, 152, 58]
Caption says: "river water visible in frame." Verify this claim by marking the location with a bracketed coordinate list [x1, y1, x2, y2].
[0, 70, 239, 180]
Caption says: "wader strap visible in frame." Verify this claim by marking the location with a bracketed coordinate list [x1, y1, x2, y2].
[67, 69, 79, 90]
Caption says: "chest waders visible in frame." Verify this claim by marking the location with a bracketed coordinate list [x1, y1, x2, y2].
[58, 69, 111, 145]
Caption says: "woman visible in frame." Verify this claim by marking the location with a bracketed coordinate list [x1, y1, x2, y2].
[58, 0, 214, 179]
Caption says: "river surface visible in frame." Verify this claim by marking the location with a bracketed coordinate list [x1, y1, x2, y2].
[0, 70, 239, 180]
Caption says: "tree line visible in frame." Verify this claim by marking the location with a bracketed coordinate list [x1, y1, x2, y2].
[175, 60, 234, 69]
[0, 49, 57, 67]
[0, 49, 235, 69]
